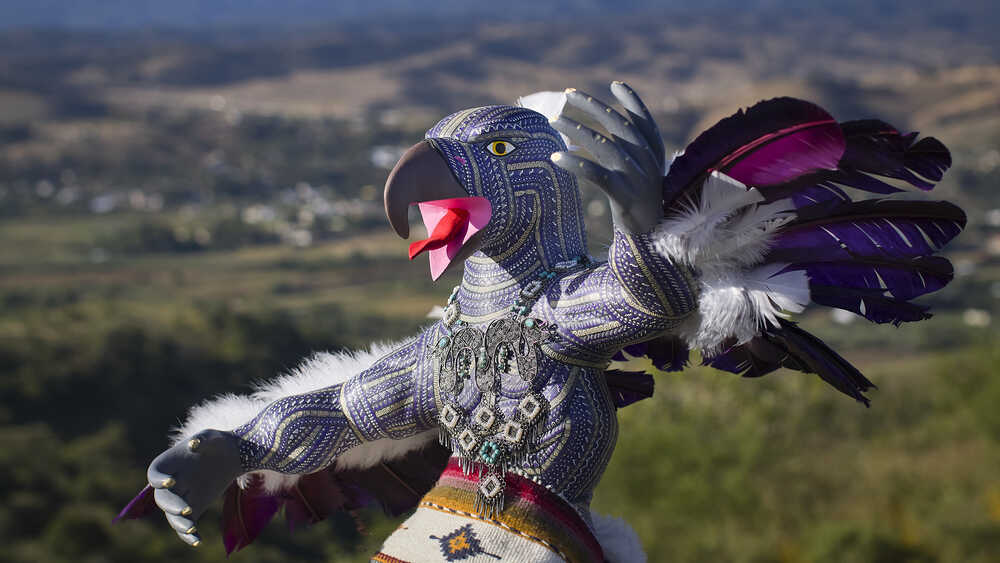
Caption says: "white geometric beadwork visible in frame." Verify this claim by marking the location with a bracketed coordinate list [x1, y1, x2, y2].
[479, 473, 503, 499]
[440, 404, 461, 430]
[472, 407, 496, 430]
[517, 395, 542, 422]
[500, 421, 524, 444]
[458, 428, 478, 453]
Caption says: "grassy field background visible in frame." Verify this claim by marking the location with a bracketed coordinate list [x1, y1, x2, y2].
[1, 6, 998, 562]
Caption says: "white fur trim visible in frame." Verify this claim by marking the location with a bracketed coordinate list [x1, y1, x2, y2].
[653, 171, 808, 355]
[335, 431, 438, 470]
[169, 339, 436, 492]
[591, 512, 647, 563]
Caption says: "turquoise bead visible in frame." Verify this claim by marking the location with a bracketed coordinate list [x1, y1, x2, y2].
[479, 441, 501, 464]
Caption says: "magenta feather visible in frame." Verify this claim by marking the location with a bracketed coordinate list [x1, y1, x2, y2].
[720, 118, 845, 186]
[664, 97, 845, 207]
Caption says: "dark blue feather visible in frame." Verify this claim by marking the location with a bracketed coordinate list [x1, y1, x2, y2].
[809, 285, 932, 325]
[604, 370, 655, 408]
[767, 199, 966, 263]
[838, 120, 951, 188]
[786, 255, 953, 301]
[708, 320, 875, 405]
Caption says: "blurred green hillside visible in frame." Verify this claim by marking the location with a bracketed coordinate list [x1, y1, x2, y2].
[1, 11, 998, 563]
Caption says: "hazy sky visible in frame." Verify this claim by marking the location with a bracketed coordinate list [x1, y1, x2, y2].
[1, 0, 995, 30]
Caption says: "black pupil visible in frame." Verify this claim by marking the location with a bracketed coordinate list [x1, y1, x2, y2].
[494, 143, 506, 154]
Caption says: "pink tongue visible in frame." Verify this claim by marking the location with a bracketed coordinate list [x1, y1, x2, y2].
[409, 197, 492, 281]
[408, 208, 469, 259]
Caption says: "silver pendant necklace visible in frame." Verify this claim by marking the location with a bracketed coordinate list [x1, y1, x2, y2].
[432, 256, 588, 517]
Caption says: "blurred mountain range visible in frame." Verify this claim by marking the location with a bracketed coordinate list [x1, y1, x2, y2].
[2, 0, 999, 38]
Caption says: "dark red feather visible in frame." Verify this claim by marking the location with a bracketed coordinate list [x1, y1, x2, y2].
[221, 477, 282, 555]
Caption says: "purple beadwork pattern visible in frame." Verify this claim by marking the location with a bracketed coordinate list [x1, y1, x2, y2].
[234, 332, 438, 473]
[233, 105, 700, 509]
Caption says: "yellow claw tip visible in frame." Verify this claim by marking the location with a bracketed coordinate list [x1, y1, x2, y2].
[551, 153, 563, 162]
[187, 438, 201, 451]
[185, 526, 197, 535]
[191, 540, 201, 548]
[180, 506, 192, 516]
[161, 478, 176, 488]
[564, 87, 577, 93]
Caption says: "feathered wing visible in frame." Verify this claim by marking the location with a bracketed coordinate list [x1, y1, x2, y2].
[117, 343, 451, 554]
[650, 96, 964, 405]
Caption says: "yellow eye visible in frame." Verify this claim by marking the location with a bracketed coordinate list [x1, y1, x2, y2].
[486, 140, 516, 156]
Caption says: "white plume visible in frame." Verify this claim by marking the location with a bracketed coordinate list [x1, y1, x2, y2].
[592, 512, 647, 563]
[517, 90, 576, 149]
[652, 171, 808, 355]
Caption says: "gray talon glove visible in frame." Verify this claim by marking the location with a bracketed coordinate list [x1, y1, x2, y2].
[146, 429, 244, 546]
[550, 82, 667, 234]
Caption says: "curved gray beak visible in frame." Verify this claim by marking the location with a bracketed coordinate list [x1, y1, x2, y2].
[383, 140, 468, 239]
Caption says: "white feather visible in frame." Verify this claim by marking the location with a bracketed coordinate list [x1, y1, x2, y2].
[517, 90, 576, 150]
[169, 339, 437, 492]
[591, 512, 647, 563]
[517, 90, 566, 121]
[652, 171, 809, 355]
[653, 172, 766, 266]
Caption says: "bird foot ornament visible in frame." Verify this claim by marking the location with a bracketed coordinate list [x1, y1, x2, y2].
[118, 82, 964, 562]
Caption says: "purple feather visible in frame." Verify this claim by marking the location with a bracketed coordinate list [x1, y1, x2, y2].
[645, 335, 690, 372]
[838, 120, 951, 189]
[604, 370, 655, 408]
[762, 180, 851, 208]
[789, 256, 953, 301]
[664, 97, 844, 206]
[221, 478, 282, 555]
[773, 319, 875, 405]
[706, 336, 787, 378]
[114, 485, 157, 523]
[612, 336, 688, 374]
[809, 285, 931, 325]
[708, 321, 875, 405]
[767, 199, 966, 264]
[612, 342, 648, 362]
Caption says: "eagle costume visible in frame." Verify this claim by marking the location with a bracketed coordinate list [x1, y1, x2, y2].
[118, 83, 965, 562]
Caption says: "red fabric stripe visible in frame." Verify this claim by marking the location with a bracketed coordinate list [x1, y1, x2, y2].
[440, 459, 604, 559]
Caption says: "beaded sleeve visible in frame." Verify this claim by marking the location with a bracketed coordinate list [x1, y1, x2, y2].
[232, 332, 438, 474]
[542, 229, 698, 365]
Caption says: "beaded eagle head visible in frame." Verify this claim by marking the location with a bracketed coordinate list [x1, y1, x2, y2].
[385, 105, 587, 280]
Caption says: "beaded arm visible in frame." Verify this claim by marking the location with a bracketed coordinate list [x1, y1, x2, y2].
[542, 230, 698, 365]
[233, 332, 438, 474]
